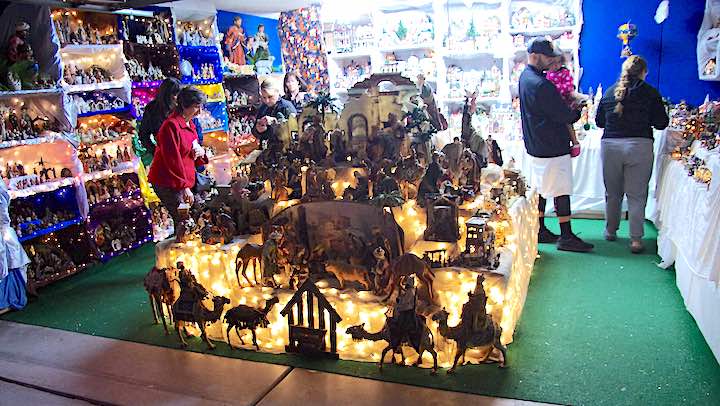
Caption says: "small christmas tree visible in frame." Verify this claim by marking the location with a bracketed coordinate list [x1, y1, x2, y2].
[396, 20, 408, 41]
[467, 20, 478, 41]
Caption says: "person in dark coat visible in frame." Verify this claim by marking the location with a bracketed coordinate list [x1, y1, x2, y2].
[519, 37, 592, 252]
[138, 78, 182, 165]
[595, 55, 669, 254]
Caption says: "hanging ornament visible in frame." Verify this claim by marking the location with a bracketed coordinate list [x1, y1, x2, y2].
[617, 22, 638, 58]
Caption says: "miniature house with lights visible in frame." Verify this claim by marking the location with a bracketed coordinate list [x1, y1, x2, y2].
[457, 212, 499, 269]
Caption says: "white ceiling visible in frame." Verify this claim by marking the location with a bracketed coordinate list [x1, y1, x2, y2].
[160, 0, 314, 16]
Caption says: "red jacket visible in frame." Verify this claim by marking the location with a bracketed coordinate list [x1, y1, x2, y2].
[148, 112, 206, 190]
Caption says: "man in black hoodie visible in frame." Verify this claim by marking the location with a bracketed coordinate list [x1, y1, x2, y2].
[519, 38, 593, 252]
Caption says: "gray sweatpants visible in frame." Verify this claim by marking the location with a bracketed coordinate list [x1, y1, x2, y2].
[601, 138, 654, 239]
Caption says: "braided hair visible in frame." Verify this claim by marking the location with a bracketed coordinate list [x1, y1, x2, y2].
[614, 55, 648, 116]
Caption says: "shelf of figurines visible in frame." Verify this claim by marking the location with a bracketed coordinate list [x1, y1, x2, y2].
[73, 89, 131, 118]
[10, 184, 83, 243]
[24, 224, 96, 288]
[89, 201, 153, 262]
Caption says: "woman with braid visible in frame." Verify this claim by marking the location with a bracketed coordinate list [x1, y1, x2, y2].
[596, 56, 669, 253]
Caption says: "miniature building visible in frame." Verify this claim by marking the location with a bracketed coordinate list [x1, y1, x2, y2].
[458, 212, 499, 268]
[424, 194, 460, 242]
[280, 279, 342, 359]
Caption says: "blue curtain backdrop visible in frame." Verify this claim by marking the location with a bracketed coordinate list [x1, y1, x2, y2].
[580, 0, 720, 105]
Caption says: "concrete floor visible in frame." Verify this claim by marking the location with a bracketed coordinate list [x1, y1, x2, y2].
[0, 321, 554, 406]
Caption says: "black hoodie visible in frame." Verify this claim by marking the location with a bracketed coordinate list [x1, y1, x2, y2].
[595, 79, 669, 139]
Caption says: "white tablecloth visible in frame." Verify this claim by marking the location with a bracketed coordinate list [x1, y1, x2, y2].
[654, 138, 720, 362]
[499, 130, 663, 217]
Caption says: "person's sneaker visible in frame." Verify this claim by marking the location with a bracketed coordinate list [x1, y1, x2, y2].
[557, 234, 594, 252]
[538, 227, 559, 243]
[630, 239, 644, 254]
[604, 230, 617, 241]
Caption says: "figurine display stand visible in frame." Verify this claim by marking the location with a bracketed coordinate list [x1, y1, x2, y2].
[123, 43, 180, 86]
[60, 44, 130, 95]
[151, 73, 540, 369]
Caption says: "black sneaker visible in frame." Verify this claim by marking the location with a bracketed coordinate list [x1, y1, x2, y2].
[557, 234, 594, 252]
[538, 227, 559, 243]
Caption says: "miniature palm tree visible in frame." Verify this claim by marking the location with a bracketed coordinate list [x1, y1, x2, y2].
[307, 92, 339, 125]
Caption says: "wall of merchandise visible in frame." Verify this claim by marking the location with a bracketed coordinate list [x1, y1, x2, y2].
[0, 3, 269, 288]
[321, 0, 582, 128]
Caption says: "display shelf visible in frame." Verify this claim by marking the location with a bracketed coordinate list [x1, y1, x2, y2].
[77, 105, 131, 118]
[63, 80, 129, 94]
[0, 133, 64, 150]
[18, 217, 84, 243]
[60, 44, 123, 53]
[81, 160, 139, 182]
[378, 42, 435, 53]
[100, 235, 152, 262]
[328, 49, 375, 59]
[0, 88, 63, 99]
[89, 189, 143, 212]
[8, 178, 77, 200]
[441, 49, 496, 59]
[34, 265, 87, 289]
[508, 26, 576, 35]
[131, 80, 164, 89]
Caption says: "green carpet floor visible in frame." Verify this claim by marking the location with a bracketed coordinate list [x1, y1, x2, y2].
[3, 219, 719, 405]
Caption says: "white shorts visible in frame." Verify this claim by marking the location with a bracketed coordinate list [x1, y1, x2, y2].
[531, 154, 573, 198]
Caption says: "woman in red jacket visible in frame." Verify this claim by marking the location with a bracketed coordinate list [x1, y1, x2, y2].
[148, 86, 208, 238]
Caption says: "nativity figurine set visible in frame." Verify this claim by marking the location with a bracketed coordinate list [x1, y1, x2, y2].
[380, 12, 434, 47]
[125, 58, 165, 83]
[190, 63, 217, 82]
[93, 219, 139, 256]
[63, 63, 114, 86]
[0, 104, 58, 142]
[176, 20, 216, 47]
[25, 242, 78, 285]
[122, 14, 174, 46]
[151, 204, 174, 241]
[144, 74, 531, 372]
[0, 21, 56, 91]
[446, 64, 502, 99]
[73, 92, 126, 115]
[196, 107, 224, 132]
[52, 10, 118, 46]
[510, 4, 576, 31]
[445, 14, 502, 54]
[85, 175, 139, 205]
[324, 23, 375, 54]
[226, 89, 252, 108]
[77, 116, 134, 145]
[333, 59, 372, 89]
[1, 158, 69, 192]
[10, 201, 77, 239]
[78, 145, 133, 173]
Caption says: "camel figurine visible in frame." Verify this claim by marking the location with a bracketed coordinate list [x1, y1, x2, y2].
[431, 275, 507, 373]
[224, 297, 280, 350]
[235, 243, 263, 287]
[345, 316, 438, 374]
[143, 266, 180, 334]
[171, 269, 230, 350]
[377, 252, 436, 304]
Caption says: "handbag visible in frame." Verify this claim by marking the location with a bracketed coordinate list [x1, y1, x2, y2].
[194, 171, 215, 193]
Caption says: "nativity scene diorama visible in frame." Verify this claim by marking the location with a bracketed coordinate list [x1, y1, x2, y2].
[148, 73, 538, 373]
